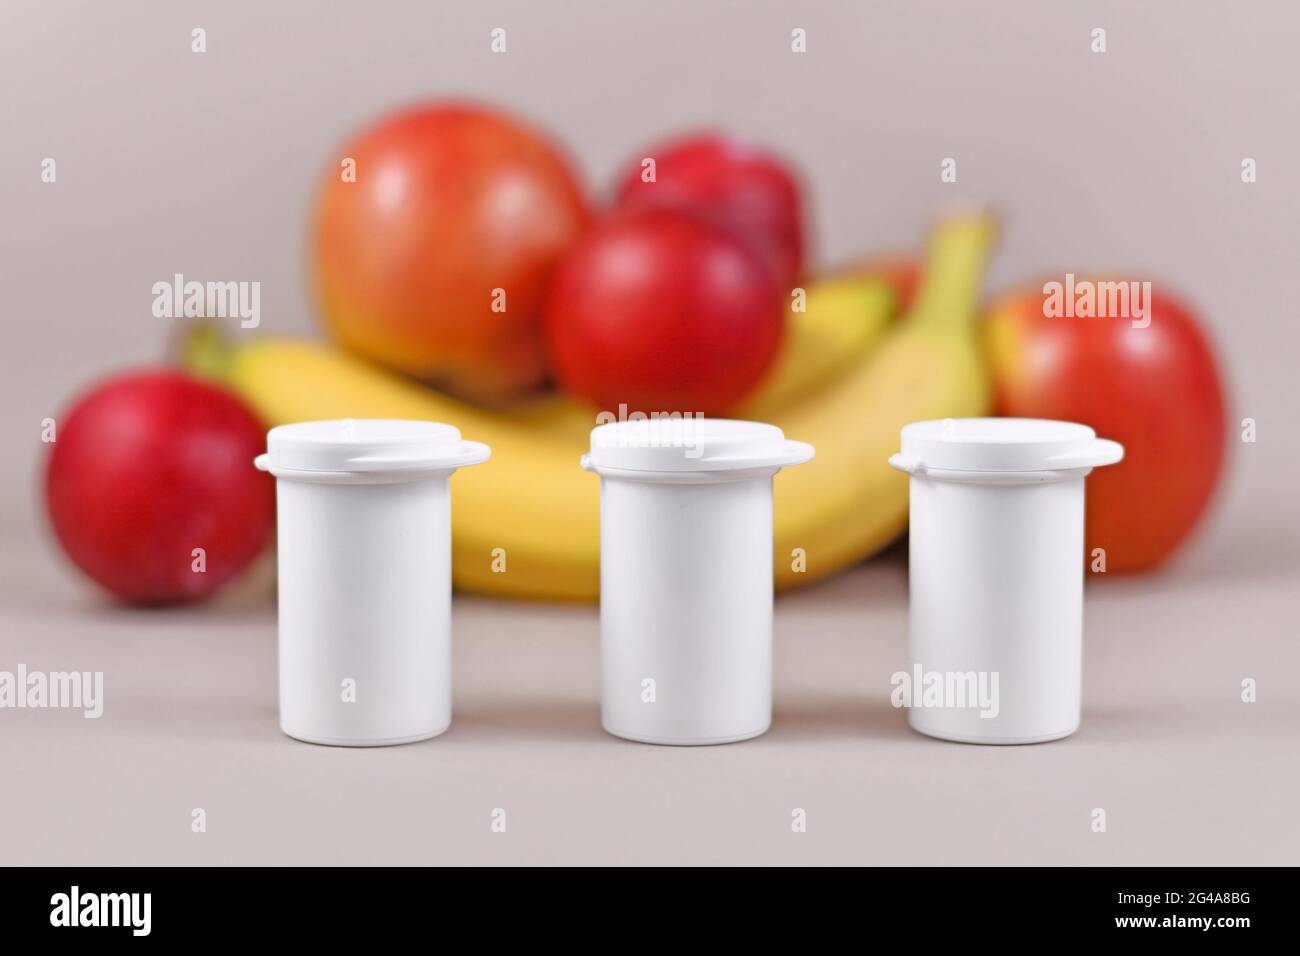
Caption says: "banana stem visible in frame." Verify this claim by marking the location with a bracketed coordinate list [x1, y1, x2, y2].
[909, 215, 997, 330]
[180, 321, 236, 383]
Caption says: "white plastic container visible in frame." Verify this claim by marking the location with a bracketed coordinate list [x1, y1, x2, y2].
[581, 418, 814, 745]
[888, 418, 1123, 744]
[255, 419, 489, 746]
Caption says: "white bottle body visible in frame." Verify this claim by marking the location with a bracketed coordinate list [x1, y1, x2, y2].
[275, 473, 453, 746]
[598, 472, 776, 745]
[906, 473, 1086, 744]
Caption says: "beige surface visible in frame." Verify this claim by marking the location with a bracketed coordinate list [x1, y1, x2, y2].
[2, 1, 1299, 865]
[2, 535, 1298, 866]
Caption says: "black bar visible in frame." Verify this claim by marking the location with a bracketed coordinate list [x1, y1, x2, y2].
[0, 866, 1282, 941]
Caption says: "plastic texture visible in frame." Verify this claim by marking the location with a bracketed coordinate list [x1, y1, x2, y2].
[584, 418, 814, 745]
[889, 417, 1124, 744]
[256, 418, 489, 477]
[257, 419, 490, 746]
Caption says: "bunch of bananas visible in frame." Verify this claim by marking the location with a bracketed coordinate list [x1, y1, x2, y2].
[186, 216, 994, 601]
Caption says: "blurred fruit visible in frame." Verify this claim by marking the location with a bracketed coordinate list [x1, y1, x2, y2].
[45, 370, 274, 604]
[986, 282, 1227, 572]
[187, 216, 994, 602]
[613, 133, 805, 289]
[771, 215, 995, 585]
[313, 103, 589, 404]
[740, 275, 896, 418]
[829, 254, 922, 313]
[185, 326, 598, 601]
[543, 209, 784, 415]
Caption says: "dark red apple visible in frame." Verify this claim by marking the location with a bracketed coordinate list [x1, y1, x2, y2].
[543, 208, 784, 415]
[612, 133, 806, 290]
[45, 370, 274, 604]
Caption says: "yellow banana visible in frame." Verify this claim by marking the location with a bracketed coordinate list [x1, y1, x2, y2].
[186, 326, 601, 600]
[740, 276, 896, 418]
[770, 216, 995, 587]
[185, 215, 994, 602]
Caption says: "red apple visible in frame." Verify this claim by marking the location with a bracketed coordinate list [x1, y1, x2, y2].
[45, 370, 274, 604]
[314, 103, 589, 404]
[612, 133, 805, 290]
[986, 282, 1228, 572]
[543, 209, 784, 415]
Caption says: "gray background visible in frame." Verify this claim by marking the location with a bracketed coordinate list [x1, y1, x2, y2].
[1, 1, 1297, 865]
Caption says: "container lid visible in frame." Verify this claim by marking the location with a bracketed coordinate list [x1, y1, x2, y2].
[581, 418, 814, 474]
[889, 418, 1123, 475]
[255, 419, 490, 475]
